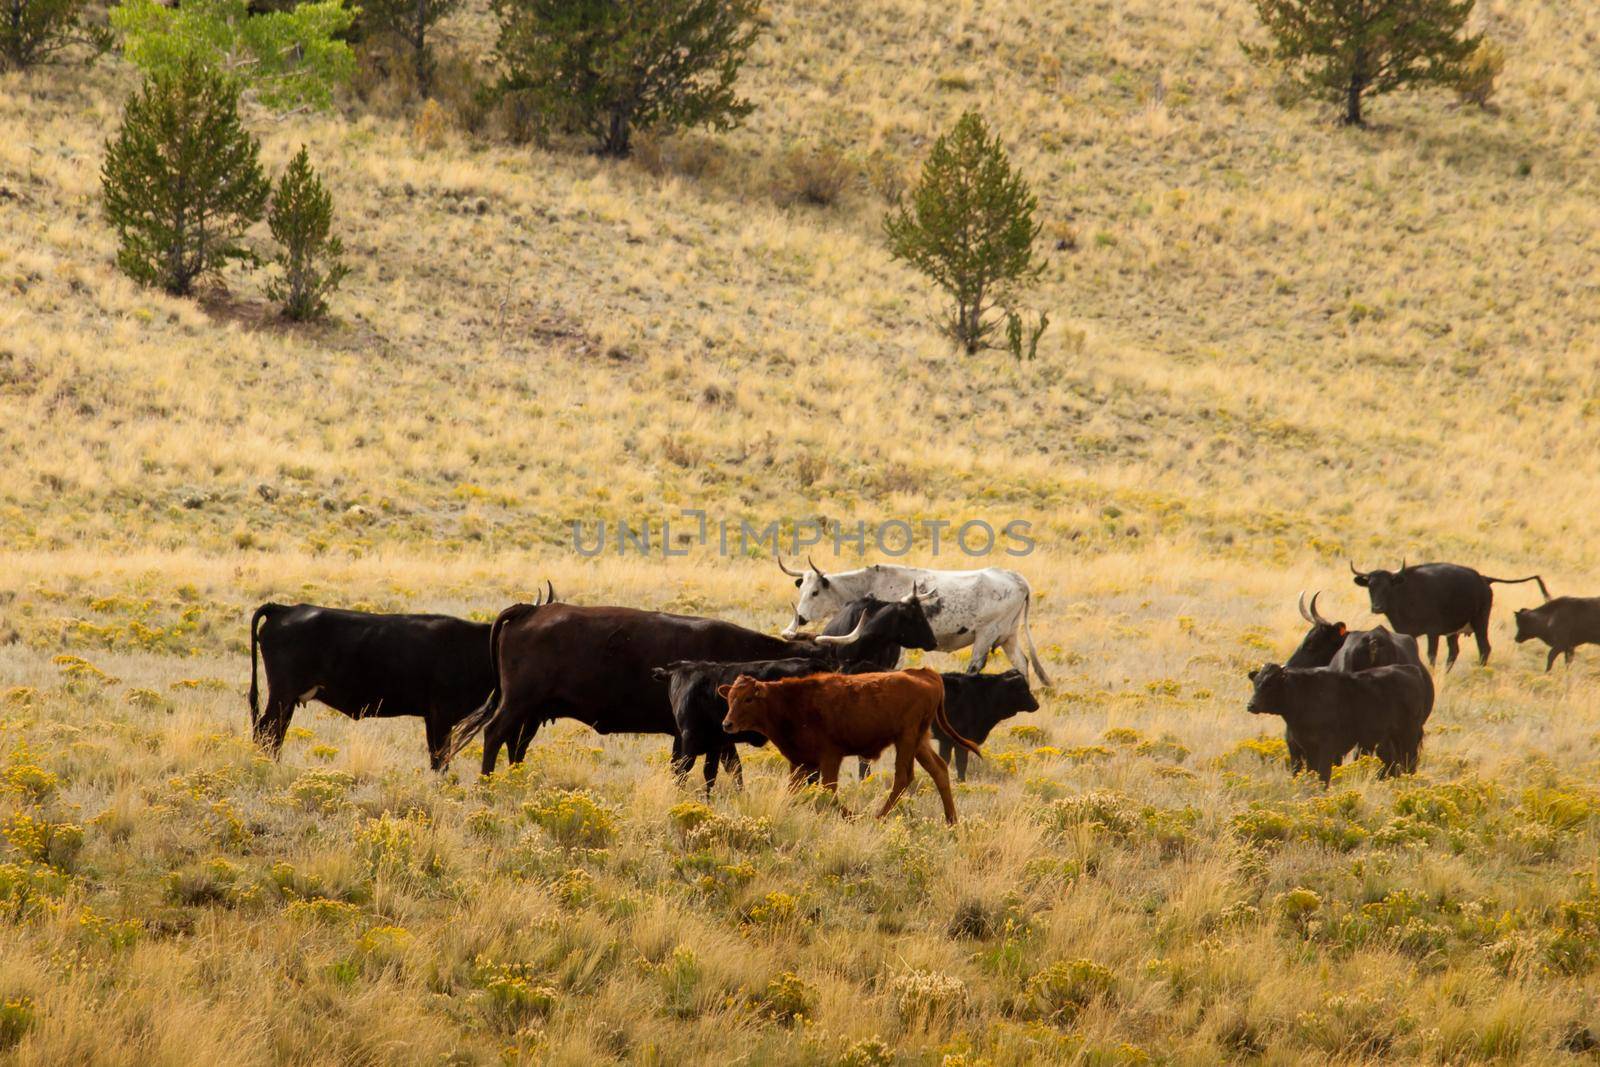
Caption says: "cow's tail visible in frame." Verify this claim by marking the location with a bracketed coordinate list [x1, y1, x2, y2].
[248, 603, 283, 728]
[933, 685, 982, 759]
[1484, 573, 1551, 601]
[442, 604, 523, 763]
[1019, 591, 1053, 688]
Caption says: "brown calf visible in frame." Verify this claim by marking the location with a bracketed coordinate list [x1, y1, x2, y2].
[717, 667, 981, 824]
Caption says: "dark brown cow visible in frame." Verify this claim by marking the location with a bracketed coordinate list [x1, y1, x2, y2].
[717, 668, 981, 825]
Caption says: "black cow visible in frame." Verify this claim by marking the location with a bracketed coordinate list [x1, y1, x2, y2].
[1351, 561, 1549, 670]
[931, 670, 1039, 781]
[247, 585, 553, 768]
[445, 593, 939, 776]
[1246, 662, 1434, 783]
[1328, 626, 1424, 673]
[858, 668, 1039, 782]
[1514, 597, 1600, 670]
[654, 657, 883, 793]
[1285, 591, 1350, 668]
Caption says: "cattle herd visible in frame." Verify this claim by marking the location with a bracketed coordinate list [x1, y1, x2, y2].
[243, 553, 1600, 822]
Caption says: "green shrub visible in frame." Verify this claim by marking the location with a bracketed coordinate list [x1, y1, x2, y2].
[0, 0, 109, 71]
[1023, 959, 1116, 1022]
[884, 110, 1044, 355]
[524, 788, 616, 847]
[101, 62, 269, 296]
[111, 0, 355, 111]
[490, 0, 762, 158]
[1245, 0, 1481, 126]
[266, 146, 350, 322]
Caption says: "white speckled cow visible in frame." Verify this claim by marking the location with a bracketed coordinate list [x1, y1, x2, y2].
[776, 554, 1051, 686]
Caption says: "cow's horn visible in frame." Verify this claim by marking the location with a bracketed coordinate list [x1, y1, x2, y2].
[807, 554, 824, 577]
[1398, 558, 1407, 574]
[813, 614, 867, 646]
[534, 587, 544, 607]
[547, 579, 556, 603]
[1297, 591, 1313, 623]
[1309, 591, 1330, 626]
[1349, 560, 1367, 578]
[774, 548, 803, 578]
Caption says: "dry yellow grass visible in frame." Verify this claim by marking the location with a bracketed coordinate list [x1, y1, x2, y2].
[3, 0, 1600, 1061]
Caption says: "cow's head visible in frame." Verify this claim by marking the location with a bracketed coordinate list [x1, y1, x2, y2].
[717, 675, 771, 735]
[1351, 559, 1412, 615]
[1285, 590, 1348, 668]
[776, 551, 847, 637]
[1513, 607, 1547, 644]
[1245, 662, 1288, 715]
[819, 590, 940, 654]
[989, 669, 1040, 715]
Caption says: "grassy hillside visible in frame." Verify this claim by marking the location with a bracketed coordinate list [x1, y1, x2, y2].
[3, 0, 1600, 1062]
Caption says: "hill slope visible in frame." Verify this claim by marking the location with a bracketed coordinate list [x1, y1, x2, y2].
[2, 0, 1600, 1062]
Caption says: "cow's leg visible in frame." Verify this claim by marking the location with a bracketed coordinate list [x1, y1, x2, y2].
[1547, 648, 1561, 672]
[1286, 735, 1306, 776]
[670, 735, 695, 783]
[915, 738, 958, 825]
[425, 716, 451, 771]
[818, 752, 844, 793]
[1425, 634, 1440, 667]
[876, 739, 918, 819]
[480, 712, 529, 776]
[939, 737, 969, 782]
[786, 762, 818, 791]
[720, 746, 744, 791]
[857, 757, 872, 781]
[998, 633, 1030, 683]
[1472, 613, 1492, 665]
[254, 691, 298, 758]
[965, 628, 1001, 674]
[1311, 753, 1335, 786]
[1566, 649, 1576, 667]
[508, 719, 539, 763]
[1443, 633, 1461, 672]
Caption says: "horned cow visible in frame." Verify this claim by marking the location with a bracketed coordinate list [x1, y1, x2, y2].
[777, 553, 1052, 685]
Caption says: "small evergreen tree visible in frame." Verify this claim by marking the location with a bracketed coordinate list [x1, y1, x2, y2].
[267, 146, 349, 321]
[1, 0, 111, 71]
[111, 0, 355, 111]
[490, 0, 761, 158]
[101, 62, 270, 296]
[1246, 0, 1481, 126]
[362, 0, 460, 99]
[884, 111, 1043, 356]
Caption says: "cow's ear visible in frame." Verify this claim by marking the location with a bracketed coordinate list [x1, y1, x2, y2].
[715, 684, 732, 699]
[794, 578, 802, 588]
[1352, 575, 1369, 587]
[819, 576, 830, 588]
[1247, 669, 1259, 682]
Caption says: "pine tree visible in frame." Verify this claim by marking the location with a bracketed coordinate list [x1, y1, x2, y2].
[362, 0, 460, 99]
[490, 0, 761, 158]
[266, 146, 350, 321]
[0, 0, 111, 71]
[101, 62, 270, 296]
[884, 111, 1043, 356]
[1247, 0, 1481, 126]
